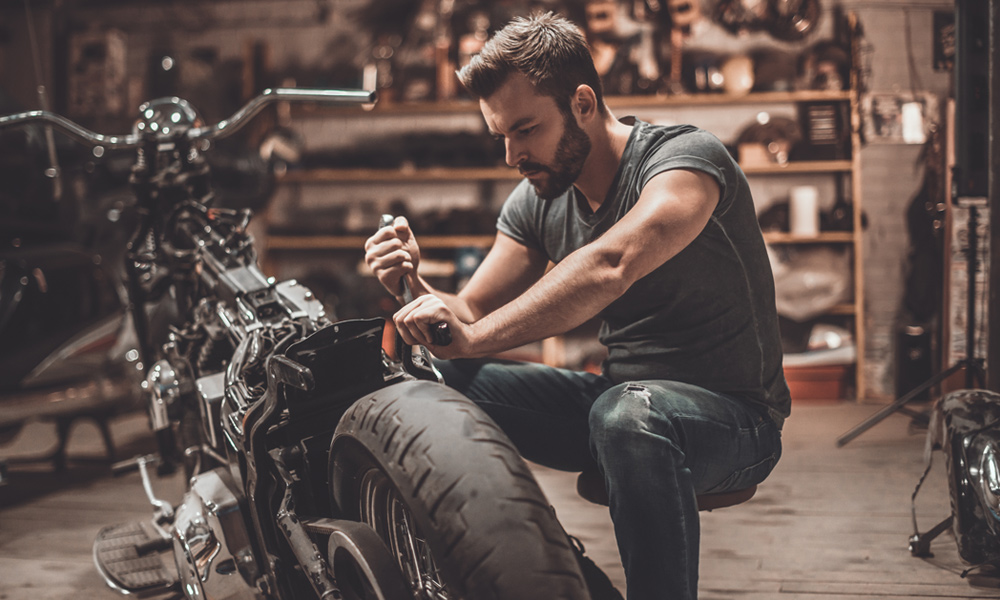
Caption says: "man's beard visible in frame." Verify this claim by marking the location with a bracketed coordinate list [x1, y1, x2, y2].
[520, 113, 592, 200]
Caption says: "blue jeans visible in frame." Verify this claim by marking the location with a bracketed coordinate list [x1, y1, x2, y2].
[436, 358, 782, 600]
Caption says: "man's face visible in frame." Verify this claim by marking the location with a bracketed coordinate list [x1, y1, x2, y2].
[480, 73, 592, 200]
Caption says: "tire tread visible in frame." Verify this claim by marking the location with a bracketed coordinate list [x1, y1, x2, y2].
[331, 380, 590, 600]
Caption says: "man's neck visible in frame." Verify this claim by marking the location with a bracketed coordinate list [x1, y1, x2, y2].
[573, 112, 634, 213]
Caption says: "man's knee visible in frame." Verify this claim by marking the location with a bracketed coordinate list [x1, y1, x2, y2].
[589, 382, 684, 456]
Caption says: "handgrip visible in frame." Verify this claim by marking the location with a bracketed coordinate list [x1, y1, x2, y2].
[431, 322, 453, 347]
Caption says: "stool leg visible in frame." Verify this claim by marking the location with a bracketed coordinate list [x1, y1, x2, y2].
[94, 413, 117, 463]
[51, 418, 73, 471]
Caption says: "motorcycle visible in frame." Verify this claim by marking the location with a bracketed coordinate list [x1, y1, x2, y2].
[0, 97, 277, 479]
[911, 389, 1000, 579]
[0, 111, 139, 477]
[0, 89, 591, 599]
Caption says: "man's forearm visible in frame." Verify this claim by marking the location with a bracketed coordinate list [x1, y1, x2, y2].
[465, 245, 626, 357]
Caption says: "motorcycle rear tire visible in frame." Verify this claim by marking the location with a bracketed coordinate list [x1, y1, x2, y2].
[329, 379, 590, 600]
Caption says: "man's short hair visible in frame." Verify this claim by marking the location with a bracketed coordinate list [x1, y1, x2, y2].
[457, 12, 606, 116]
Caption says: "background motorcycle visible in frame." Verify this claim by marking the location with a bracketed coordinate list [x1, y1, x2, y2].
[0, 104, 277, 479]
[0, 108, 138, 478]
[0, 89, 592, 600]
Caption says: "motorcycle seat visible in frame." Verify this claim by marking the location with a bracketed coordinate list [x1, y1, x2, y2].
[575, 467, 757, 511]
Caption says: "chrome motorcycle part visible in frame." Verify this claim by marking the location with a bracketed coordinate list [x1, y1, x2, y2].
[330, 380, 590, 600]
[172, 468, 262, 600]
[145, 359, 184, 432]
[979, 444, 1000, 518]
[0, 88, 376, 151]
[136, 454, 175, 523]
[275, 279, 326, 322]
[196, 371, 226, 449]
[134, 97, 204, 139]
[93, 520, 179, 596]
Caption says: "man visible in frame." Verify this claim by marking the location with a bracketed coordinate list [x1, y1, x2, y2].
[364, 12, 789, 600]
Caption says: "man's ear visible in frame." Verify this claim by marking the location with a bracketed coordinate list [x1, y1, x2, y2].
[573, 85, 599, 123]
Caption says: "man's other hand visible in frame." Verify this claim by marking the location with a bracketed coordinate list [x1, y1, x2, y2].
[394, 294, 472, 359]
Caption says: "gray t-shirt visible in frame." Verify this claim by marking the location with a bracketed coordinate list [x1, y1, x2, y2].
[497, 118, 791, 425]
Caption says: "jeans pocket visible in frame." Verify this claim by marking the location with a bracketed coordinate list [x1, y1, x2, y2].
[706, 451, 779, 494]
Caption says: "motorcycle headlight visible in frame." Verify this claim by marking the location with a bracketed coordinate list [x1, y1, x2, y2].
[978, 441, 1000, 520]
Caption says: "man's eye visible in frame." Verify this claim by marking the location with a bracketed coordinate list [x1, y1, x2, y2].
[519, 126, 536, 136]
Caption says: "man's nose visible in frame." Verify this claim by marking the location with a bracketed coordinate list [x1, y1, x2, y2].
[505, 138, 524, 168]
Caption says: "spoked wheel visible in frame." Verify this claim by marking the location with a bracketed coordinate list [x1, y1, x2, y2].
[330, 380, 590, 600]
[358, 468, 452, 598]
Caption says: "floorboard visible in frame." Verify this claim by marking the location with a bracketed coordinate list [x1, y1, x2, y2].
[2, 401, 1000, 599]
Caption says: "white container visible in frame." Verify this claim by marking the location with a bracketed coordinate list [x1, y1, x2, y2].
[789, 185, 820, 236]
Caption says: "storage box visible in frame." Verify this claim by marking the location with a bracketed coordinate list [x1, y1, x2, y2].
[784, 364, 852, 403]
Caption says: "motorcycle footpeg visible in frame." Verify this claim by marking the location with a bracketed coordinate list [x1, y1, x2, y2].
[93, 520, 179, 595]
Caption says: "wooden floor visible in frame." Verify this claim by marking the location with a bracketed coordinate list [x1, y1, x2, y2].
[3, 401, 1000, 599]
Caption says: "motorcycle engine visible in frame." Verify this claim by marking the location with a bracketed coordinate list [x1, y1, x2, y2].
[172, 467, 263, 600]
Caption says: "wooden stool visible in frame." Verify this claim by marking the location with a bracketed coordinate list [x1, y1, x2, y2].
[576, 468, 757, 511]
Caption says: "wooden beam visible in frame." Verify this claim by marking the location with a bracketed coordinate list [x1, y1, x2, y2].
[989, 0, 1000, 391]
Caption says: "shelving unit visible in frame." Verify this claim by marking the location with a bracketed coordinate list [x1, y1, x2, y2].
[266, 86, 865, 399]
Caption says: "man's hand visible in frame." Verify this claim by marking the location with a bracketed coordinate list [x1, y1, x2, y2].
[394, 294, 475, 359]
[364, 216, 421, 297]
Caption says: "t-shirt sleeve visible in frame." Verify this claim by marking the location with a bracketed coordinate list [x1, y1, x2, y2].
[496, 179, 545, 252]
[638, 129, 739, 217]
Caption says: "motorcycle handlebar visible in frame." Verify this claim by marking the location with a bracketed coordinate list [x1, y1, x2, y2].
[190, 88, 376, 143]
[0, 87, 376, 150]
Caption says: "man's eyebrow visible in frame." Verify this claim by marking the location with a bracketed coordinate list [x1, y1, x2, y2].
[489, 117, 535, 138]
[509, 117, 534, 131]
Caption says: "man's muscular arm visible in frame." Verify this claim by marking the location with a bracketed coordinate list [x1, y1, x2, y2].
[394, 168, 721, 357]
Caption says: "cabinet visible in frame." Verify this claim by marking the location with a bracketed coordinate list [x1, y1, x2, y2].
[263, 87, 865, 399]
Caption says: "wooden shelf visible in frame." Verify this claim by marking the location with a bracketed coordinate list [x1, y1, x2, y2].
[267, 234, 494, 251]
[278, 160, 851, 184]
[827, 303, 857, 316]
[763, 231, 855, 244]
[278, 167, 518, 183]
[607, 90, 852, 107]
[290, 90, 853, 117]
[741, 160, 852, 174]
